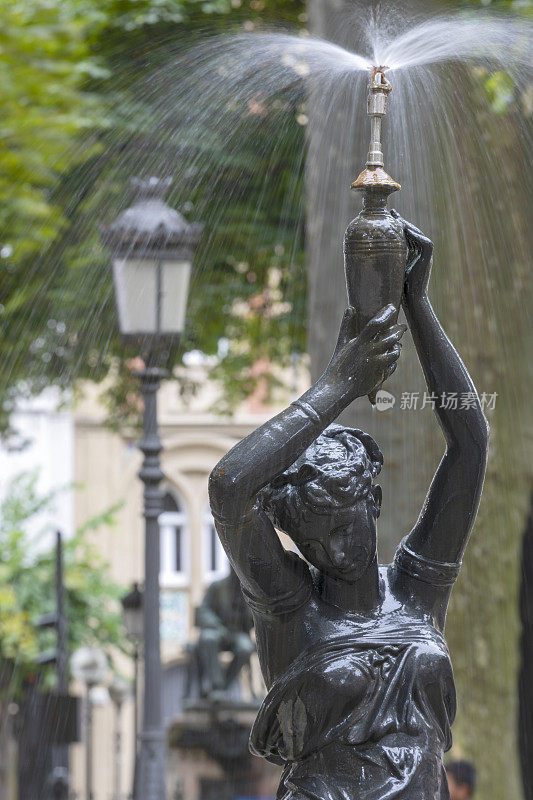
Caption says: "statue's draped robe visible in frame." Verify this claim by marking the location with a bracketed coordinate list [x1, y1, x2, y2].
[244, 546, 459, 800]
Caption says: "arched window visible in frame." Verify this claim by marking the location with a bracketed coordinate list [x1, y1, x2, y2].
[202, 503, 229, 583]
[159, 490, 189, 587]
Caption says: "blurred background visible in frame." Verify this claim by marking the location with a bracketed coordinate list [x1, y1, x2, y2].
[0, 1, 531, 799]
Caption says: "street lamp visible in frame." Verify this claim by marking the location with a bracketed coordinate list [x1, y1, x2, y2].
[121, 582, 143, 792]
[101, 176, 202, 352]
[71, 647, 109, 800]
[102, 177, 201, 800]
[109, 677, 131, 800]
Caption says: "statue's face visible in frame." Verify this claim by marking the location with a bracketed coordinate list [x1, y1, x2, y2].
[294, 492, 379, 582]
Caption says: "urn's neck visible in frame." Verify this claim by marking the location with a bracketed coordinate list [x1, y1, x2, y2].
[361, 190, 390, 215]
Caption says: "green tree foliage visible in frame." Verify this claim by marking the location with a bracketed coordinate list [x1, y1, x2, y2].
[0, 1, 104, 264]
[0, 0, 306, 432]
[0, 471, 125, 694]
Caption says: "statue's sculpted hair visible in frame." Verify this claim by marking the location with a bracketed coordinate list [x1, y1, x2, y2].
[259, 424, 383, 538]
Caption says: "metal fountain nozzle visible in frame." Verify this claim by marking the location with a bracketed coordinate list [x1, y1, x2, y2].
[366, 67, 392, 169]
[350, 66, 399, 193]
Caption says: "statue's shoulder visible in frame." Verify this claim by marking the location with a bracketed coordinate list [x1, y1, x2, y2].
[384, 540, 461, 631]
[242, 552, 313, 617]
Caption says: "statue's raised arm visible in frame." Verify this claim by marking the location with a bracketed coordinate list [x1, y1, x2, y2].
[391, 213, 489, 622]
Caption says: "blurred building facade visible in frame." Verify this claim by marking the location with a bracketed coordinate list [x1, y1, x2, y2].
[0, 388, 74, 546]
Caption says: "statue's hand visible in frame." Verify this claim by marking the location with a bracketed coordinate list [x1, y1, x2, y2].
[390, 210, 434, 301]
[326, 305, 406, 400]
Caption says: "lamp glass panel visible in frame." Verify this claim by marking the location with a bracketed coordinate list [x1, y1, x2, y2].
[113, 258, 157, 335]
[123, 605, 143, 641]
[161, 260, 191, 334]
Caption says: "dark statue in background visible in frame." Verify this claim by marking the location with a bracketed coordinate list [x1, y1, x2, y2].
[209, 216, 489, 800]
[175, 571, 266, 800]
[195, 569, 255, 700]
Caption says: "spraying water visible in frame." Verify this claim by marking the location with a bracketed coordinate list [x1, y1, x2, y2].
[7, 9, 529, 395]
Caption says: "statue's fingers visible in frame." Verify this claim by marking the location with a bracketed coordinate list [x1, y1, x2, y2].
[376, 344, 401, 363]
[405, 227, 433, 254]
[337, 306, 357, 348]
[360, 305, 396, 342]
[373, 325, 407, 351]
[391, 208, 426, 239]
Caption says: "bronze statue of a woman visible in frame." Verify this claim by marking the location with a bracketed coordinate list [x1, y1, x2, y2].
[209, 216, 489, 799]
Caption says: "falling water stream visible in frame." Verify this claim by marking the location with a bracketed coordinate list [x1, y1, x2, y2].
[2, 3, 533, 798]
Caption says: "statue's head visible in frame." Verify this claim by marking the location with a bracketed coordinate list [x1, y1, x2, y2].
[259, 424, 383, 582]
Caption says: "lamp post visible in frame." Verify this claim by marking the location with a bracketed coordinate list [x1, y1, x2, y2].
[121, 582, 143, 793]
[109, 678, 131, 800]
[70, 647, 109, 800]
[102, 177, 201, 800]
